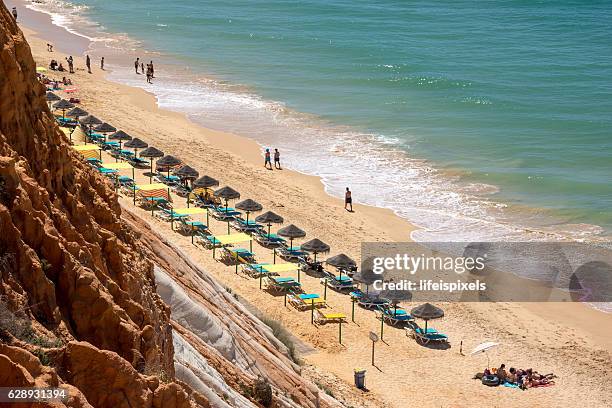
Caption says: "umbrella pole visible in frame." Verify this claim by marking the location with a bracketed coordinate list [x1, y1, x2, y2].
[273, 248, 276, 264]
[235, 252, 238, 274]
[150, 159, 153, 183]
[259, 269, 263, 289]
[191, 224, 194, 245]
[323, 279, 327, 300]
[298, 267, 301, 283]
[170, 208, 174, 231]
[425, 320, 428, 334]
[267, 224, 271, 239]
[311, 299, 314, 324]
[132, 185, 136, 205]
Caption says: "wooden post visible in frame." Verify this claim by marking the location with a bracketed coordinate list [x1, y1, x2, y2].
[311, 299, 315, 324]
[372, 339, 375, 366]
[323, 279, 328, 300]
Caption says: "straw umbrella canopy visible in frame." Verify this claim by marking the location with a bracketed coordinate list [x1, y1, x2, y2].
[277, 224, 306, 250]
[174, 165, 200, 181]
[236, 199, 262, 250]
[235, 199, 263, 223]
[93, 122, 116, 144]
[80, 115, 102, 126]
[300, 238, 330, 263]
[326, 253, 356, 271]
[79, 115, 102, 143]
[411, 303, 444, 335]
[214, 186, 241, 233]
[108, 130, 132, 151]
[193, 175, 219, 189]
[53, 99, 74, 119]
[139, 146, 164, 180]
[124, 137, 149, 159]
[255, 211, 283, 239]
[66, 107, 88, 118]
[46, 91, 60, 103]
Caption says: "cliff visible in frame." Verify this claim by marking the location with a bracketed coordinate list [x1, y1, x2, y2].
[0, 3, 339, 407]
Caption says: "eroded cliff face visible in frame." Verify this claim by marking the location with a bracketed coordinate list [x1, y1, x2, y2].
[0, 3, 197, 407]
[0, 3, 341, 408]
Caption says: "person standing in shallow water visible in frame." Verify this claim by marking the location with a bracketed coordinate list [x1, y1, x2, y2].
[12, 7, 17, 21]
[345, 187, 353, 212]
[86, 55, 91, 73]
[135, 58, 140, 74]
[274, 149, 281, 169]
[100, 57, 105, 70]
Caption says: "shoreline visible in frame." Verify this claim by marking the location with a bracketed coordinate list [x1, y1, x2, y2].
[15, 2, 612, 407]
[13, 0, 612, 246]
[12, 0, 416, 245]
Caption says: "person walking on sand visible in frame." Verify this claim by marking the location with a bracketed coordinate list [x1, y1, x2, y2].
[100, 57, 105, 70]
[274, 148, 281, 169]
[344, 187, 353, 212]
[86, 55, 91, 73]
[264, 149, 272, 170]
[12, 7, 17, 21]
[135, 58, 140, 74]
[66, 56, 74, 73]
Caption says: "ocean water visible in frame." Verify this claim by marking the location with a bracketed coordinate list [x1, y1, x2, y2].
[24, 0, 612, 242]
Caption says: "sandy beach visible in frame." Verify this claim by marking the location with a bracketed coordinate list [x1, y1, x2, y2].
[14, 1, 612, 407]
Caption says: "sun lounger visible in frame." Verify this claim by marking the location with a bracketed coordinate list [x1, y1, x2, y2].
[230, 218, 264, 232]
[138, 197, 169, 211]
[200, 235, 222, 249]
[406, 323, 448, 344]
[241, 263, 273, 278]
[211, 207, 241, 220]
[323, 275, 356, 292]
[356, 295, 390, 310]
[128, 157, 149, 168]
[277, 246, 308, 262]
[288, 293, 327, 311]
[221, 247, 256, 264]
[177, 219, 209, 235]
[156, 173, 181, 186]
[314, 309, 346, 324]
[154, 207, 191, 222]
[377, 306, 414, 326]
[253, 232, 286, 247]
[265, 276, 302, 292]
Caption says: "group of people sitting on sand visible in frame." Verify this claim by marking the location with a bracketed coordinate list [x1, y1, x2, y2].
[49, 59, 66, 72]
[476, 364, 556, 389]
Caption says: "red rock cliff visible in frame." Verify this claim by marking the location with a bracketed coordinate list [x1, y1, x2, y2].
[0, 3, 201, 406]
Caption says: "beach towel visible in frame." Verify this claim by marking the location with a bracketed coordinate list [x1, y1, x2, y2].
[502, 382, 520, 389]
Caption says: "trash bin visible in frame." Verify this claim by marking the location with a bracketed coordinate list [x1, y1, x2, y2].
[354, 368, 366, 389]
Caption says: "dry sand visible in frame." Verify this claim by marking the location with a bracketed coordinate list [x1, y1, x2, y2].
[16, 6, 612, 407]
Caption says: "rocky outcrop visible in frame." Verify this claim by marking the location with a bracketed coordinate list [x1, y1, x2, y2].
[0, 3, 341, 407]
[0, 3, 195, 406]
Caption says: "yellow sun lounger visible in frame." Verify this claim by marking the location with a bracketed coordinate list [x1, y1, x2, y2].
[315, 310, 346, 324]
[171, 207, 208, 216]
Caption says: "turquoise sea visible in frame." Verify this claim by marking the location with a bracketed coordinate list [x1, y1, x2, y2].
[25, 0, 612, 241]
